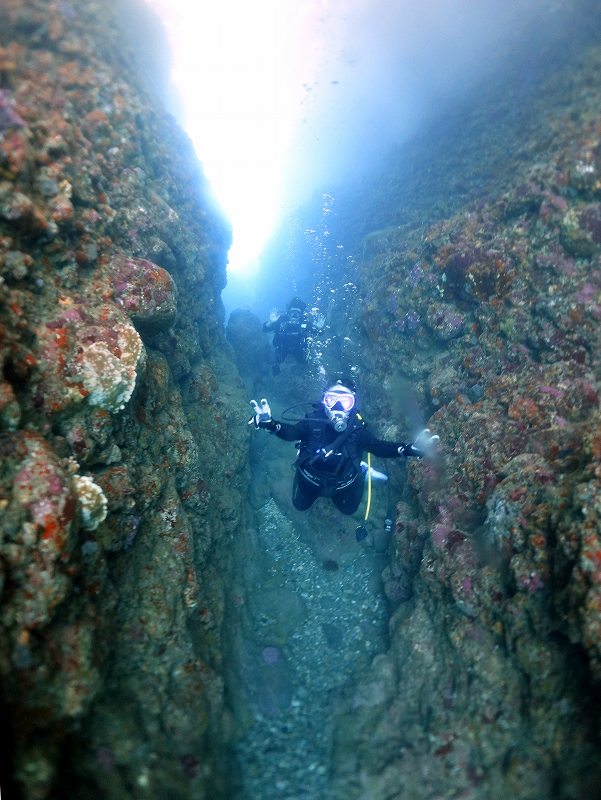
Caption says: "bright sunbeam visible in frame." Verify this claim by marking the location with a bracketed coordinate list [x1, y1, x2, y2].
[144, 0, 323, 276]
[139, 0, 567, 281]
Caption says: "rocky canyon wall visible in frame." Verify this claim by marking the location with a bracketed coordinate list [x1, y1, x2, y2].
[327, 3, 601, 798]
[0, 1, 248, 798]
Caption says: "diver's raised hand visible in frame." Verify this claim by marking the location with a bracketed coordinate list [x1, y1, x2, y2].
[314, 313, 326, 330]
[249, 398, 272, 428]
[399, 428, 440, 458]
[269, 307, 279, 323]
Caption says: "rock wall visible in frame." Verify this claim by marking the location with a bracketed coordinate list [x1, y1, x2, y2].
[0, 1, 248, 798]
[328, 4, 601, 798]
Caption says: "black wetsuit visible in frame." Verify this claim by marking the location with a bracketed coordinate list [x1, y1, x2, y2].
[262, 313, 319, 370]
[260, 407, 416, 514]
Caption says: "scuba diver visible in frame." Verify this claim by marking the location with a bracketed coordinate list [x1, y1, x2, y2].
[249, 377, 439, 515]
[262, 297, 325, 375]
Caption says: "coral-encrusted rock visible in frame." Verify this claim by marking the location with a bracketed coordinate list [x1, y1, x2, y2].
[1, 249, 33, 280]
[567, 147, 601, 197]
[33, 306, 145, 415]
[425, 302, 466, 340]
[2, 432, 76, 630]
[556, 461, 601, 680]
[442, 246, 512, 301]
[111, 254, 178, 333]
[0, 129, 29, 176]
[0, 380, 21, 430]
[0, 181, 57, 237]
[226, 308, 270, 379]
[482, 454, 556, 585]
[560, 204, 601, 258]
[427, 361, 465, 407]
[0, 87, 26, 130]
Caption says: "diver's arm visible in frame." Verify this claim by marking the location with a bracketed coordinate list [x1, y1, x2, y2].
[359, 428, 408, 458]
[260, 418, 305, 441]
[359, 427, 439, 459]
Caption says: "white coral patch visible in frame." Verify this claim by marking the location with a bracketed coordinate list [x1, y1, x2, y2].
[79, 322, 144, 413]
[73, 475, 108, 531]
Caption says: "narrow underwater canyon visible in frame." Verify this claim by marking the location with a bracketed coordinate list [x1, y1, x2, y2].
[2, 1, 601, 799]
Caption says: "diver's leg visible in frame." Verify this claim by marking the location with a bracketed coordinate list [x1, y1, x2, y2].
[295, 343, 308, 364]
[292, 472, 320, 510]
[332, 477, 364, 515]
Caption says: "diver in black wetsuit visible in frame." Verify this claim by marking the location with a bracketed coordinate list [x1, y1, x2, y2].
[262, 297, 324, 375]
[249, 377, 439, 515]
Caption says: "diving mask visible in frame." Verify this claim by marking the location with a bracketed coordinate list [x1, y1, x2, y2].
[323, 390, 355, 412]
[323, 385, 355, 431]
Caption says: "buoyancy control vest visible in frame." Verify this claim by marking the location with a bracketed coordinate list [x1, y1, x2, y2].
[282, 316, 305, 342]
[296, 412, 366, 492]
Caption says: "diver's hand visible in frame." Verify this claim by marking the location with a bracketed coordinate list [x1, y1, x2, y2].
[399, 428, 440, 458]
[269, 308, 279, 323]
[314, 313, 326, 330]
[249, 398, 272, 428]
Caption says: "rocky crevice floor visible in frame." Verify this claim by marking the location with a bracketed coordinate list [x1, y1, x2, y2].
[224, 374, 394, 800]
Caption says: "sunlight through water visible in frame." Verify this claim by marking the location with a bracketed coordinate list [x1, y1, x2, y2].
[141, 0, 566, 279]
[144, 0, 333, 275]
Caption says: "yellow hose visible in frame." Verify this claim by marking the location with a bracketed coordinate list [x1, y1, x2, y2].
[364, 451, 372, 521]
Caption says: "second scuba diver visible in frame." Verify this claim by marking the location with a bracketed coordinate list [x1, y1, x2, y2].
[262, 297, 325, 375]
[249, 377, 439, 515]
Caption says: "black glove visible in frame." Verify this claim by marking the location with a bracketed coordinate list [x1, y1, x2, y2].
[249, 398, 272, 428]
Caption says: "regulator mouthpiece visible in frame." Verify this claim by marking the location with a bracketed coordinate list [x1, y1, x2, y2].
[332, 416, 348, 432]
